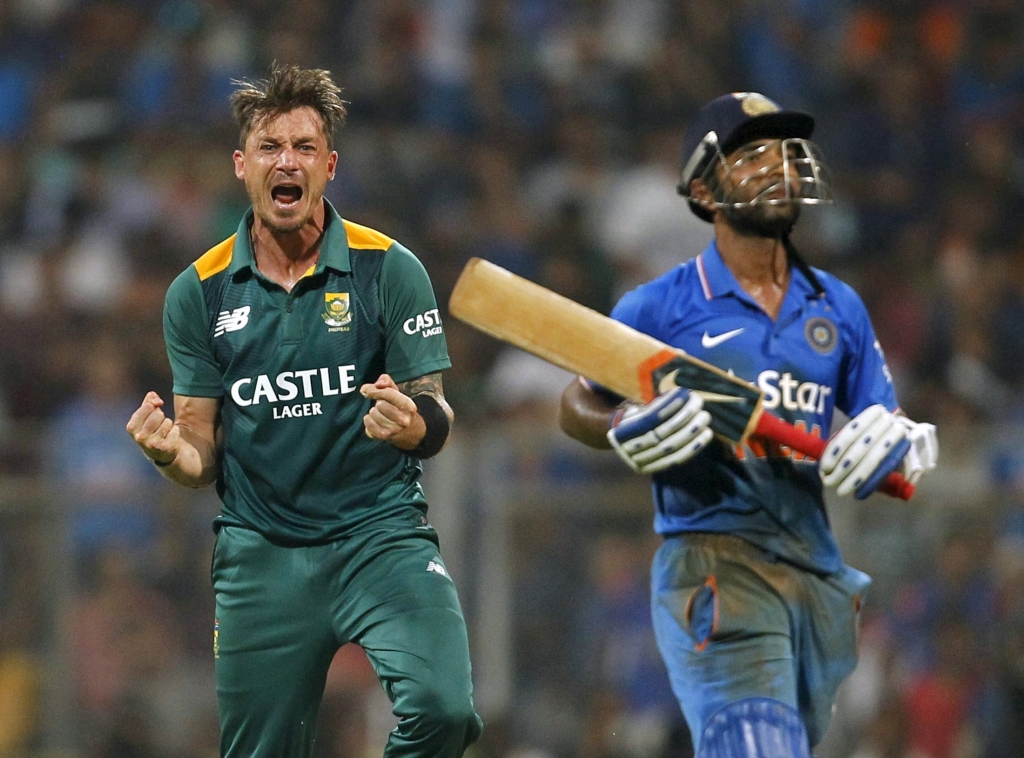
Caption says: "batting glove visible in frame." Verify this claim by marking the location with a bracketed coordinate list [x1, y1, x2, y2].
[607, 387, 713, 474]
[894, 415, 938, 485]
[819, 404, 911, 499]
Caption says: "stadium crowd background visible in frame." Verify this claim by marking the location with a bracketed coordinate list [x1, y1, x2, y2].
[0, 0, 1023, 756]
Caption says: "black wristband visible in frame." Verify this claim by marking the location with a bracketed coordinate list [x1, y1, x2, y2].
[408, 394, 450, 459]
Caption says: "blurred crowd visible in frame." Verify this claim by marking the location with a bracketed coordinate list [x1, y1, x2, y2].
[0, 0, 1023, 756]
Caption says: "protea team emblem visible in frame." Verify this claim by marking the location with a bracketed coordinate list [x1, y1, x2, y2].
[322, 292, 352, 329]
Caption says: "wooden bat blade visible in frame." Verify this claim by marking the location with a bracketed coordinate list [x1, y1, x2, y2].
[448, 257, 914, 500]
[449, 257, 763, 444]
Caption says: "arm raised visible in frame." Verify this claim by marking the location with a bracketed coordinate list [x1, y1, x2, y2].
[126, 392, 220, 488]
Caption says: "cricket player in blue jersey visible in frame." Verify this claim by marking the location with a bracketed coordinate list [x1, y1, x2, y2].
[559, 92, 939, 756]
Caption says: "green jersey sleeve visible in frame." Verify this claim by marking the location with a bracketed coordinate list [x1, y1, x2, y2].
[378, 244, 452, 383]
[163, 268, 224, 397]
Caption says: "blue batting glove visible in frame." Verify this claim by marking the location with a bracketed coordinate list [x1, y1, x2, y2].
[607, 387, 713, 475]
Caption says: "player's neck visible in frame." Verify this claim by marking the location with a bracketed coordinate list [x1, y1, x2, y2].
[716, 226, 787, 281]
[715, 226, 790, 319]
[250, 210, 325, 293]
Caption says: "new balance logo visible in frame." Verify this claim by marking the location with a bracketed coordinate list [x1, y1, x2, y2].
[701, 328, 744, 348]
[214, 306, 251, 337]
[426, 560, 448, 578]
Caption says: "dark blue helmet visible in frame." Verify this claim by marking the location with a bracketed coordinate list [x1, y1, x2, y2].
[678, 93, 820, 222]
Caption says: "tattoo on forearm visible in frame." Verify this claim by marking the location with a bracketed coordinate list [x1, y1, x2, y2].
[399, 373, 453, 428]
[398, 373, 444, 399]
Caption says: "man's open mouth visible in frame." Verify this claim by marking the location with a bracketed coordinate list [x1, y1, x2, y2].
[271, 184, 303, 208]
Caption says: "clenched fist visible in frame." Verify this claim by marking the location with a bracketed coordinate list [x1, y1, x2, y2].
[360, 374, 425, 448]
[126, 391, 181, 466]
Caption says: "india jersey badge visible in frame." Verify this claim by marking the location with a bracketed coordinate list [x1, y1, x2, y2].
[322, 292, 353, 331]
[805, 316, 838, 354]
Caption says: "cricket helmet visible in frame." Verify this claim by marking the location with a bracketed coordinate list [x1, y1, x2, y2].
[678, 92, 832, 223]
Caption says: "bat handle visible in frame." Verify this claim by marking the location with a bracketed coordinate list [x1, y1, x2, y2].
[753, 412, 916, 501]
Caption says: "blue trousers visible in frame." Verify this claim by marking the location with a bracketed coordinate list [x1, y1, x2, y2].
[651, 533, 870, 750]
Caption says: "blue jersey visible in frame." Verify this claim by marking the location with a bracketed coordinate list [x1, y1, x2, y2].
[607, 241, 898, 574]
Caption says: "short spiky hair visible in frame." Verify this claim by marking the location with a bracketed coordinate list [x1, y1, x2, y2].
[230, 63, 348, 150]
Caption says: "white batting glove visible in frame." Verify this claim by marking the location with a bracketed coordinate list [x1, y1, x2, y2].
[894, 416, 938, 485]
[607, 387, 713, 474]
[819, 404, 912, 499]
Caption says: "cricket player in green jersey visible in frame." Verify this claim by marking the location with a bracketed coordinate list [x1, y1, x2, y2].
[126, 64, 482, 757]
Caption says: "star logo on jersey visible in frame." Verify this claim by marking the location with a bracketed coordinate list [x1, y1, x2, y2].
[322, 292, 352, 331]
[701, 328, 744, 349]
[214, 306, 251, 337]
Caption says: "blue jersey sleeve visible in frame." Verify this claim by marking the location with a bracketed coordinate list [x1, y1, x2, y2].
[609, 282, 664, 338]
[834, 286, 899, 416]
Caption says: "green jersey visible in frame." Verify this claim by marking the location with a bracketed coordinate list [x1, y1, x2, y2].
[163, 201, 451, 543]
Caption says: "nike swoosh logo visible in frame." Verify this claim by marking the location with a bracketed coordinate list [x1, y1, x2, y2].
[701, 328, 745, 348]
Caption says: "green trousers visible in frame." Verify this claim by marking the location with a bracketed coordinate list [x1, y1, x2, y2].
[211, 522, 483, 757]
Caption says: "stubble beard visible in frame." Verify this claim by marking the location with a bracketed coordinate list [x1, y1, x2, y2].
[720, 201, 800, 239]
[254, 199, 312, 236]
[261, 216, 306, 235]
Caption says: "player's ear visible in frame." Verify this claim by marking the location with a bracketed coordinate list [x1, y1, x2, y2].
[233, 149, 245, 180]
[689, 178, 715, 212]
[327, 151, 338, 181]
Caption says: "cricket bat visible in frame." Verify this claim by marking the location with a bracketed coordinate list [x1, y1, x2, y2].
[449, 257, 914, 500]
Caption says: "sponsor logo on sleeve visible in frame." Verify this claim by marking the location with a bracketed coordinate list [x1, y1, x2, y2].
[403, 308, 443, 338]
[873, 339, 894, 384]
